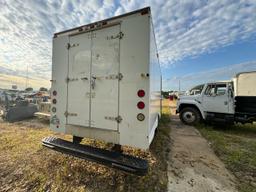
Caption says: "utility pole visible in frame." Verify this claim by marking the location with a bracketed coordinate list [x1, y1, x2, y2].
[25, 64, 28, 89]
[178, 79, 181, 92]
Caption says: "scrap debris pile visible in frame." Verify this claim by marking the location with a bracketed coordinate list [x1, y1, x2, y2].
[0, 88, 50, 122]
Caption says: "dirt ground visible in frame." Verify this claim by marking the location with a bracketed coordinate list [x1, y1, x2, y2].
[1, 99, 250, 192]
[167, 100, 237, 192]
[169, 101, 256, 192]
[0, 100, 171, 192]
[197, 121, 256, 192]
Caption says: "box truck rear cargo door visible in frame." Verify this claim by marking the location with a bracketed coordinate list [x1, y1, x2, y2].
[67, 32, 91, 127]
[90, 25, 120, 130]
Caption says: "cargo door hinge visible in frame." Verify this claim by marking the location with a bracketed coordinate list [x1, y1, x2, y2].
[64, 111, 78, 117]
[115, 116, 122, 123]
[66, 77, 79, 83]
[105, 73, 123, 80]
[66, 43, 79, 49]
[107, 32, 124, 40]
[105, 115, 122, 123]
[118, 32, 124, 39]
[117, 73, 123, 80]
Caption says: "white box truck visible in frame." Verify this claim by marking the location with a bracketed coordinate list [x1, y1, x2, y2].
[176, 71, 256, 125]
[43, 7, 161, 175]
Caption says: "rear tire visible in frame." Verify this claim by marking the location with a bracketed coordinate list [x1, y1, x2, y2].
[179, 107, 201, 125]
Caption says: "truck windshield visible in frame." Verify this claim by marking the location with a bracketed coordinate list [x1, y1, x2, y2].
[188, 84, 204, 95]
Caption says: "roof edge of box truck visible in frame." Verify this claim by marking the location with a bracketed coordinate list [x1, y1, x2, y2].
[53, 7, 151, 38]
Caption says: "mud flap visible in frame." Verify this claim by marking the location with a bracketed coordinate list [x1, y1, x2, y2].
[42, 136, 148, 176]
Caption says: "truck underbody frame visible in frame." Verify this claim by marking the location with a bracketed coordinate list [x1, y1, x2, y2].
[205, 112, 234, 124]
[42, 136, 148, 176]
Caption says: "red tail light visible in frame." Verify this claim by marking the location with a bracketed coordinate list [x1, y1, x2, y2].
[137, 101, 145, 109]
[137, 90, 145, 97]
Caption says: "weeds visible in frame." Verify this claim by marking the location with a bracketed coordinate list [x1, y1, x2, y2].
[197, 123, 256, 192]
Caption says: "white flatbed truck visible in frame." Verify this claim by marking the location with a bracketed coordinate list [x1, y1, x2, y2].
[42, 7, 162, 175]
[176, 71, 256, 125]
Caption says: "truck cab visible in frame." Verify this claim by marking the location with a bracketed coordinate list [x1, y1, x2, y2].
[176, 81, 235, 125]
[177, 71, 256, 125]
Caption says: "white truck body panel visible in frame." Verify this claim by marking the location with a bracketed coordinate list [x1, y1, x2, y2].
[234, 71, 256, 96]
[50, 7, 161, 149]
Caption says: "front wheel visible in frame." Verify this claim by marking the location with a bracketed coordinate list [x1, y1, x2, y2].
[179, 107, 201, 125]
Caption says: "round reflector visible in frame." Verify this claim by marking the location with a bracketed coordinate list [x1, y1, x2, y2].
[53, 90, 57, 96]
[137, 101, 145, 109]
[52, 107, 56, 113]
[137, 113, 145, 121]
[137, 90, 145, 97]
[52, 99, 57, 104]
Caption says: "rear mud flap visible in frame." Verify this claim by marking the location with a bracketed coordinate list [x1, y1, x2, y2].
[42, 136, 148, 176]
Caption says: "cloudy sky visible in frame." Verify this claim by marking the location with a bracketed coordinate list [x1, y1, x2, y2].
[0, 0, 256, 90]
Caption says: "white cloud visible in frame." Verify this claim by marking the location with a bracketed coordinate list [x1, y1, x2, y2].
[151, 0, 256, 65]
[165, 61, 256, 91]
[0, 0, 256, 89]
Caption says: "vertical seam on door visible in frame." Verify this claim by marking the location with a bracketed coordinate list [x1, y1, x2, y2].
[66, 36, 70, 125]
[117, 24, 121, 132]
[89, 31, 93, 128]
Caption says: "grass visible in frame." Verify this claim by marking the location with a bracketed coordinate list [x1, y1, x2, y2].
[0, 99, 171, 192]
[196, 122, 256, 192]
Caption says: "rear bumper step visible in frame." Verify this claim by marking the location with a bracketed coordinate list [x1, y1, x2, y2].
[42, 136, 148, 176]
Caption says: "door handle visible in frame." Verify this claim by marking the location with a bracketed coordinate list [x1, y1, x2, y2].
[224, 101, 228, 105]
[91, 76, 96, 89]
[81, 77, 88, 80]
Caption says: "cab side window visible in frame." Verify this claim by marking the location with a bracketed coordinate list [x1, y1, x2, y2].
[216, 84, 226, 95]
[205, 84, 215, 96]
[204, 83, 226, 96]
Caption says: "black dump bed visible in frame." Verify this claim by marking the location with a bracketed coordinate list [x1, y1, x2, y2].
[235, 96, 256, 114]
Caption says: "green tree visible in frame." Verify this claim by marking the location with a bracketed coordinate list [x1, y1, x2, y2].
[25, 87, 33, 92]
[161, 91, 170, 99]
[39, 87, 48, 92]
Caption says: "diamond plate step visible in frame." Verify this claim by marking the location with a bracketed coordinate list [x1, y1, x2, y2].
[42, 136, 148, 176]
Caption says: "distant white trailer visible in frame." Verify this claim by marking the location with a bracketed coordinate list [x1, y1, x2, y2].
[49, 7, 161, 151]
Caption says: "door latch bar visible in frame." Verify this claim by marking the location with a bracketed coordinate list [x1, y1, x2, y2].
[64, 111, 78, 117]
[105, 73, 123, 80]
[66, 77, 79, 82]
[66, 43, 79, 49]
[107, 32, 124, 40]
[105, 116, 122, 123]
